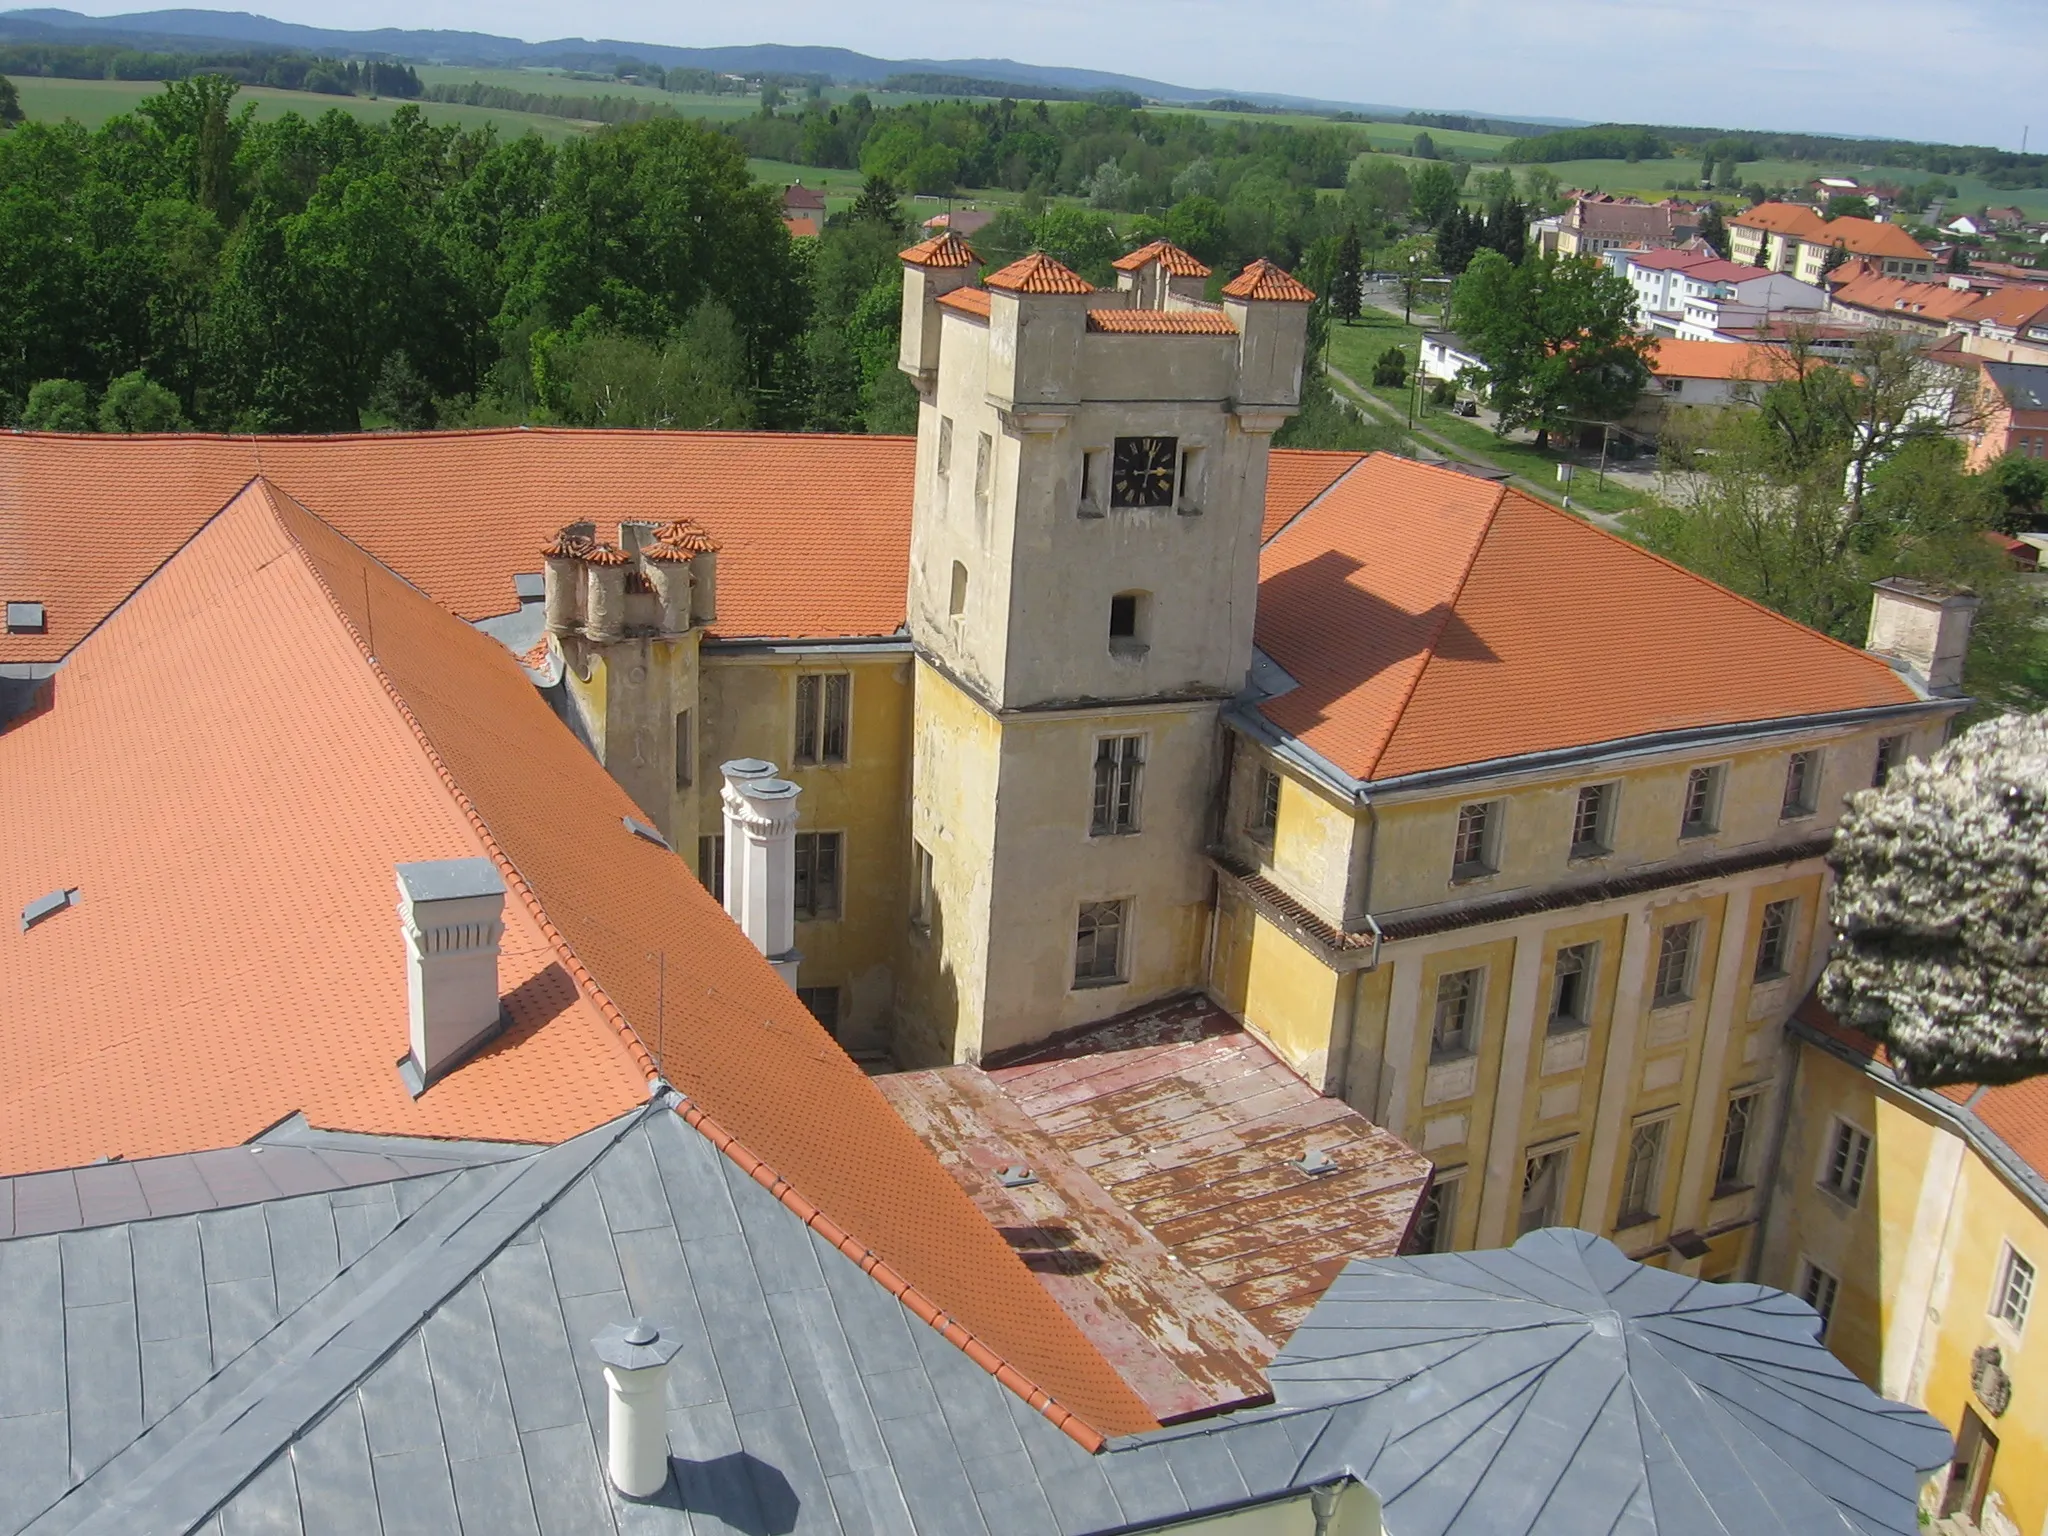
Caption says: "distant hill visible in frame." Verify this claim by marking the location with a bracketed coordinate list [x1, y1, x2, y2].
[0, 6, 1585, 125]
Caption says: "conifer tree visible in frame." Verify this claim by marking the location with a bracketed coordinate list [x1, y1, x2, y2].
[848, 174, 904, 234]
[1332, 225, 1363, 325]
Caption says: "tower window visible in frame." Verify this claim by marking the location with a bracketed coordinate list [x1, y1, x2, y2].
[1074, 900, 1127, 986]
[949, 561, 968, 618]
[937, 415, 954, 479]
[795, 673, 851, 764]
[1091, 736, 1144, 837]
[1176, 446, 1205, 514]
[674, 709, 693, 789]
[911, 841, 935, 929]
[1108, 592, 1148, 651]
[625, 571, 654, 595]
[974, 432, 993, 521]
[794, 831, 842, 920]
[1079, 448, 1107, 517]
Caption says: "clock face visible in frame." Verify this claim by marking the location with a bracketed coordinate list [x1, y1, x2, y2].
[1111, 436, 1178, 509]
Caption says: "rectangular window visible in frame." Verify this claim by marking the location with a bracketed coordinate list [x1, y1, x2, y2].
[795, 985, 841, 1037]
[1079, 448, 1107, 516]
[794, 673, 851, 765]
[1452, 801, 1498, 880]
[974, 431, 993, 520]
[1652, 919, 1698, 1006]
[911, 841, 935, 929]
[1090, 736, 1144, 837]
[1996, 1246, 2037, 1333]
[793, 831, 842, 921]
[674, 710, 693, 790]
[1717, 1091, 1761, 1194]
[1570, 783, 1614, 858]
[1550, 943, 1595, 1031]
[1820, 1119, 1872, 1205]
[1412, 1173, 1460, 1255]
[1873, 734, 1906, 788]
[1249, 765, 1281, 842]
[1074, 900, 1127, 986]
[1755, 898, 1796, 980]
[1431, 968, 1483, 1058]
[697, 834, 725, 899]
[1681, 765, 1724, 838]
[1176, 445, 1205, 514]
[1800, 1260, 1841, 1340]
[937, 415, 954, 479]
[1782, 750, 1820, 818]
[1519, 1147, 1568, 1237]
[1617, 1117, 1669, 1228]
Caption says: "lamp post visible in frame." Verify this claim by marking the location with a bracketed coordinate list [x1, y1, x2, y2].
[1404, 252, 1418, 326]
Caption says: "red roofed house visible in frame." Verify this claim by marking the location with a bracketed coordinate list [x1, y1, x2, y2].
[0, 233, 1976, 1410]
[1730, 202, 1936, 282]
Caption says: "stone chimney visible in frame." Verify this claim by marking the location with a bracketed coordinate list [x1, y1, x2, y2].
[395, 858, 505, 1092]
[542, 524, 594, 636]
[719, 758, 801, 985]
[591, 1319, 683, 1499]
[1866, 577, 1980, 696]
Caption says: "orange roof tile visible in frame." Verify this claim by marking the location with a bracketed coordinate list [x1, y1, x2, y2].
[1254, 455, 1919, 781]
[1112, 240, 1212, 277]
[1260, 449, 1366, 540]
[1733, 203, 1932, 262]
[984, 251, 1094, 294]
[1648, 339, 1817, 382]
[937, 285, 993, 319]
[782, 215, 820, 239]
[1829, 269, 1982, 324]
[0, 430, 918, 665]
[651, 517, 719, 555]
[1085, 308, 1237, 334]
[0, 475, 1159, 1440]
[1221, 259, 1316, 303]
[1963, 286, 2048, 330]
[899, 230, 981, 268]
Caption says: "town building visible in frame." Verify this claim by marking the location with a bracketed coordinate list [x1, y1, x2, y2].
[1535, 195, 1701, 259]
[1730, 203, 1937, 281]
[1668, 264, 1827, 342]
[1418, 329, 1485, 385]
[1763, 1001, 2048, 1536]
[1930, 346, 2048, 467]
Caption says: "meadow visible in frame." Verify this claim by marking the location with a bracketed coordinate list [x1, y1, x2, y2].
[1478, 154, 2048, 220]
[11, 73, 584, 139]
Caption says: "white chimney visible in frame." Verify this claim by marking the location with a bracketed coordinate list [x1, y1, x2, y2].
[591, 1319, 683, 1499]
[395, 858, 506, 1093]
[1866, 578, 1980, 697]
[719, 759, 801, 985]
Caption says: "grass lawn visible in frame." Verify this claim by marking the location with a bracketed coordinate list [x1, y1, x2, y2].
[11, 74, 583, 139]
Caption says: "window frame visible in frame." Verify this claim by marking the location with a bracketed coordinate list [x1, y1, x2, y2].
[973, 430, 994, 521]
[793, 830, 844, 922]
[1995, 1244, 2037, 1335]
[697, 834, 725, 901]
[1451, 800, 1500, 882]
[1090, 735, 1145, 838]
[795, 985, 842, 1037]
[793, 672, 852, 766]
[1798, 1258, 1841, 1341]
[1680, 763, 1725, 839]
[1716, 1089, 1763, 1196]
[1818, 1117, 1873, 1206]
[1781, 749, 1821, 820]
[1431, 967, 1484, 1060]
[1570, 782, 1615, 860]
[1248, 764, 1282, 844]
[1073, 899, 1129, 987]
[1616, 1113, 1672, 1230]
[1518, 1144, 1571, 1238]
[1873, 733, 1906, 789]
[1412, 1170, 1462, 1255]
[910, 840, 935, 931]
[1549, 942, 1597, 1033]
[1754, 897, 1796, 981]
[1652, 918, 1700, 1008]
[674, 708, 693, 790]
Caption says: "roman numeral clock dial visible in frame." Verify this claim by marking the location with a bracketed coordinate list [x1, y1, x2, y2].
[1111, 436, 1178, 509]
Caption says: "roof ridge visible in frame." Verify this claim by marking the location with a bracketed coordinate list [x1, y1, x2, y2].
[1358, 473, 1511, 781]
[250, 481, 662, 1090]
[669, 1096, 1112, 1452]
[1493, 487, 1912, 681]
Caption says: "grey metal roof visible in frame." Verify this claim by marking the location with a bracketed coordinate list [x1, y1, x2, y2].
[1984, 360, 2048, 411]
[0, 1107, 1948, 1536]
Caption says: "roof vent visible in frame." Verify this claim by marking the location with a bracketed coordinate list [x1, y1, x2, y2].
[623, 815, 670, 850]
[6, 602, 46, 635]
[997, 1165, 1038, 1189]
[1292, 1147, 1339, 1178]
[592, 1318, 684, 1498]
[395, 858, 506, 1096]
[21, 886, 78, 932]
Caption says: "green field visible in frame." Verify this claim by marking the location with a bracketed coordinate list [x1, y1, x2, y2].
[1475, 154, 2048, 221]
[11, 73, 584, 139]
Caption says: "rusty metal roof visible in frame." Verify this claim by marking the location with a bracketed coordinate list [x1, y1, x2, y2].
[877, 995, 1431, 1423]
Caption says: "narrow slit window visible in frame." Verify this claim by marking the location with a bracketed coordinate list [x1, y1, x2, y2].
[1249, 765, 1281, 841]
[697, 835, 725, 899]
[1717, 1091, 1760, 1194]
[673, 710, 693, 789]
[948, 561, 968, 618]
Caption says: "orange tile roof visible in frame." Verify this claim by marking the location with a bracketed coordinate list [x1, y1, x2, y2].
[1112, 240, 1212, 277]
[1260, 449, 1366, 540]
[1648, 339, 1816, 382]
[0, 475, 1159, 1440]
[1221, 259, 1316, 302]
[1085, 308, 1237, 334]
[0, 430, 917, 665]
[782, 215, 820, 239]
[1829, 269, 1983, 324]
[984, 251, 1094, 294]
[1733, 203, 1932, 262]
[937, 285, 993, 319]
[1963, 286, 2048, 330]
[899, 230, 981, 268]
[1254, 455, 1919, 781]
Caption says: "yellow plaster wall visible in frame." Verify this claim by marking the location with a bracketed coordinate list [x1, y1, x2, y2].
[696, 650, 913, 1053]
[1232, 899, 1343, 1085]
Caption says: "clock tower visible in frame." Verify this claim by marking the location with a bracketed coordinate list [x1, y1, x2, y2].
[892, 234, 1311, 1064]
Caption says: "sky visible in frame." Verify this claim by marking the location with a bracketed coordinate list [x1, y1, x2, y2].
[48, 0, 2048, 148]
